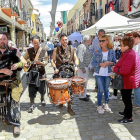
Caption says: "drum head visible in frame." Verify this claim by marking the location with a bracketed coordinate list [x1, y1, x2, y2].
[72, 77, 83, 82]
[48, 78, 68, 85]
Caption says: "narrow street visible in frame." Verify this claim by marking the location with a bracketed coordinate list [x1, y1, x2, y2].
[0, 63, 140, 140]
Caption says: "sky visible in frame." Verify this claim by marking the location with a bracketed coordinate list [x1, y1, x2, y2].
[30, 0, 78, 37]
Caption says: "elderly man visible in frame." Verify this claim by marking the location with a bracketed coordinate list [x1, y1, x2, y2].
[77, 35, 92, 101]
[90, 29, 105, 92]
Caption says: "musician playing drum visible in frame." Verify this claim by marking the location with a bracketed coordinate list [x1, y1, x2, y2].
[0, 33, 24, 135]
[23, 35, 48, 113]
[51, 34, 79, 115]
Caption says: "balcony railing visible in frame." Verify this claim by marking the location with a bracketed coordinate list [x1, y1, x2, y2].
[95, 9, 102, 20]
[1, 0, 20, 16]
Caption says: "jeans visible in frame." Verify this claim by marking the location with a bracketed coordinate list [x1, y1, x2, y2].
[47, 50, 53, 61]
[134, 87, 140, 106]
[95, 76, 111, 106]
[121, 89, 132, 119]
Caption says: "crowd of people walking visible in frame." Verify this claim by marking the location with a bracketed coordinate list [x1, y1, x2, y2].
[0, 29, 140, 136]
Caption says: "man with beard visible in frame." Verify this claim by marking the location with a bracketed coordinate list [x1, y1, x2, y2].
[51, 34, 79, 115]
[0, 33, 24, 135]
[23, 35, 48, 113]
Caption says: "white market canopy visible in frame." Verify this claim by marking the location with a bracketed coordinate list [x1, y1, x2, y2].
[81, 11, 140, 35]
[68, 31, 82, 43]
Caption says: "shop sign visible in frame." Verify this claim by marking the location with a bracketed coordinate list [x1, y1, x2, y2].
[0, 27, 7, 32]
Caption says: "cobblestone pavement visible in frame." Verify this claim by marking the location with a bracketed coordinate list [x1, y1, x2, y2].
[0, 63, 140, 140]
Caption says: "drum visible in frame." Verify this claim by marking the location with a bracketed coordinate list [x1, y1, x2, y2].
[47, 78, 71, 104]
[71, 77, 86, 94]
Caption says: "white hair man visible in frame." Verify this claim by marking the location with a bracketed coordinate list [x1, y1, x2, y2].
[77, 35, 92, 101]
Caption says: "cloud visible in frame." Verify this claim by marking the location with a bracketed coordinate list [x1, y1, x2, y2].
[30, 0, 74, 36]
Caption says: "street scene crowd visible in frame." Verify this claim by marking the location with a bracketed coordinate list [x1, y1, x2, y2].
[1, 0, 140, 139]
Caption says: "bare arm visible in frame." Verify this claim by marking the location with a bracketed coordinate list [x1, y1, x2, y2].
[51, 49, 57, 68]
[74, 51, 79, 66]
[51, 49, 59, 74]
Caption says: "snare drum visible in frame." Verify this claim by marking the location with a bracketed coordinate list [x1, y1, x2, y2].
[47, 78, 71, 104]
[71, 77, 86, 94]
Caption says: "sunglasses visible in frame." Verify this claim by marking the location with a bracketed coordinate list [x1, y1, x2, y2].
[99, 40, 106, 43]
[118, 39, 121, 41]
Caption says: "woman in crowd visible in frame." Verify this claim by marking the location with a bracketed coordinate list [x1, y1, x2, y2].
[109, 35, 123, 100]
[111, 36, 140, 123]
[92, 35, 116, 114]
[131, 31, 140, 115]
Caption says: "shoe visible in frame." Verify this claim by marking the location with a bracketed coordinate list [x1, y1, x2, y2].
[132, 103, 139, 108]
[41, 99, 46, 106]
[27, 104, 35, 113]
[79, 97, 89, 101]
[104, 104, 111, 112]
[86, 94, 90, 98]
[97, 106, 104, 114]
[13, 125, 20, 135]
[109, 95, 117, 100]
[58, 104, 63, 108]
[119, 112, 124, 116]
[135, 108, 140, 115]
[118, 118, 133, 124]
[93, 88, 98, 92]
[68, 106, 75, 115]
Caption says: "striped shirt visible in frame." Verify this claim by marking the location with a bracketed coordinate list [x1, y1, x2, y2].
[77, 43, 92, 69]
[135, 52, 140, 88]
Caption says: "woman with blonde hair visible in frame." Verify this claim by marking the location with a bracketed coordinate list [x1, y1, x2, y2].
[92, 35, 116, 114]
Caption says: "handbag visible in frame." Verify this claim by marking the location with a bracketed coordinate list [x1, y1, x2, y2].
[113, 69, 124, 90]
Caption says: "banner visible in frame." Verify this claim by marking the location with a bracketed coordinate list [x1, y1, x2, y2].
[61, 11, 67, 24]
[54, 31, 56, 35]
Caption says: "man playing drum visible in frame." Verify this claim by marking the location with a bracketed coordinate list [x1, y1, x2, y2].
[0, 33, 24, 135]
[51, 33, 79, 115]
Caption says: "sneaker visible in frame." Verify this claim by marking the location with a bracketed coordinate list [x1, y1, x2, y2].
[41, 99, 46, 106]
[132, 103, 139, 108]
[135, 108, 140, 115]
[104, 104, 111, 112]
[97, 106, 104, 114]
[27, 104, 35, 113]
[119, 112, 124, 116]
[109, 95, 117, 100]
[118, 118, 133, 124]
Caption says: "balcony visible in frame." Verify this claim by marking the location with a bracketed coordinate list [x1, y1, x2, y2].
[95, 9, 102, 20]
[1, 0, 20, 17]
[17, 9, 27, 24]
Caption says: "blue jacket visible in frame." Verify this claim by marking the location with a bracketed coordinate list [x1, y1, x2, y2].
[91, 48, 116, 74]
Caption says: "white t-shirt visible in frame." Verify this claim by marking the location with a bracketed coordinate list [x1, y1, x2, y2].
[94, 51, 112, 76]
[113, 41, 120, 51]
[133, 43, 140, 60]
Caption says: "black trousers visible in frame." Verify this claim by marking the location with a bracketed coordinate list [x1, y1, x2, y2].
[29, 80, 46, 98]
[121, 89, 132, 119]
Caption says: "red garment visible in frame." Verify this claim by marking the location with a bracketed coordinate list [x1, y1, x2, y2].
[109, 1, 114, 12]
[114, 49, 136, 89]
